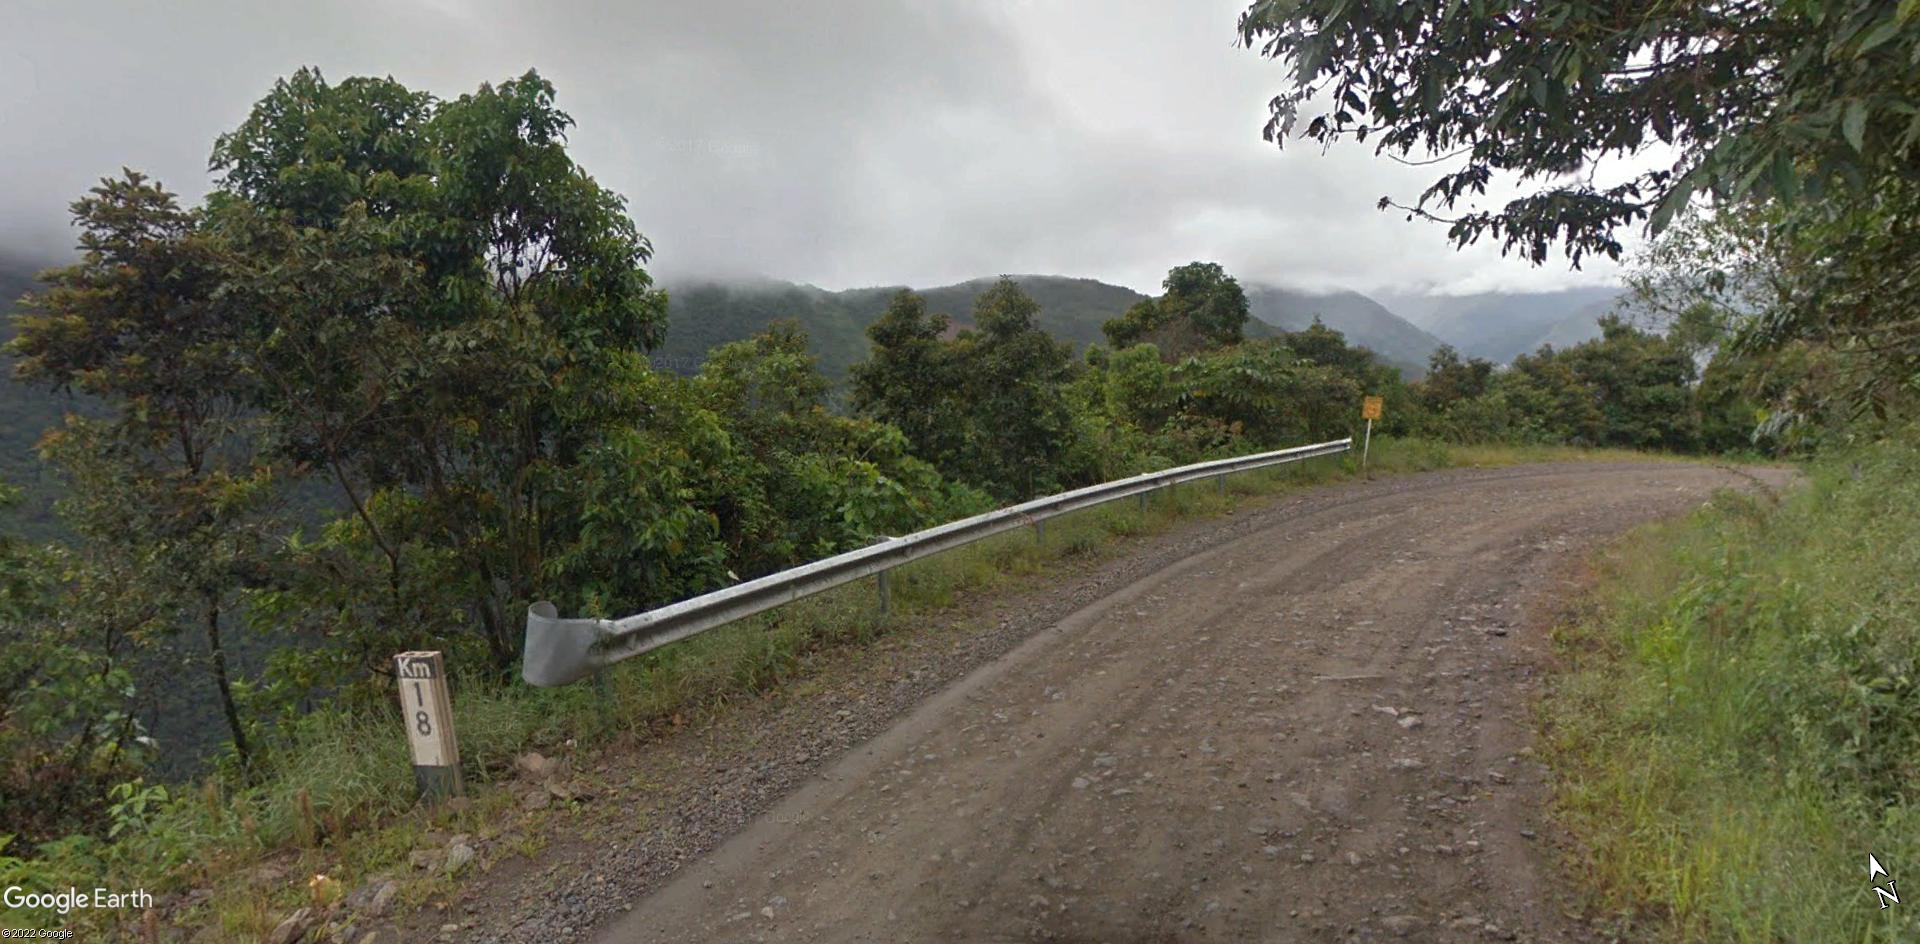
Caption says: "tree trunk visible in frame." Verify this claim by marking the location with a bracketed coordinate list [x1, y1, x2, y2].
[478, 597, 513, 675]
[205, 599, 251, 769]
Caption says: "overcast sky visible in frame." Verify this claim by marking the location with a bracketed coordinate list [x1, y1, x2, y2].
[0, 0, 1626, 296]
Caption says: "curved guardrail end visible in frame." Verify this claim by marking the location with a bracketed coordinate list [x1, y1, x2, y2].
[523, 601, 610, 688]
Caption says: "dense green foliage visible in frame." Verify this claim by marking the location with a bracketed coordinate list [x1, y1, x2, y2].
[1237, 2, 1920, 939]
[0, 486, 144, 845]
[1102, 262, 1252, 357]
[690, 322, 990, 572]
[1627, 188, 1920, 443]
[11, 172, 278, 770]
[1245, 285, 1447, 373]
[0, 258, 81, 542]
[207, 68, 680, 674]
[7, 22, 1909, 931]
[656, 274, 1288, 386]
[853, 281, 1092, 500]
[1236, 0, 1920, 432]
[1411, 318, 1722, 451]
[1238, 0, 1920, 264]
[653, 275, 1620, 387]
[852, 267, 1432, 501]
[0, 71, 986, 857]
[1075, 323, 1392, 470]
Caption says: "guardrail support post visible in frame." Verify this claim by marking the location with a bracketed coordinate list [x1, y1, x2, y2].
[1033, 519, 1045, 544]
[1137, 491, 1148, 514]
[876, 569, 891, 616]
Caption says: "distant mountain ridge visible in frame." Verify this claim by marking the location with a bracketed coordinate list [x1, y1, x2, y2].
[657, 274, 1453, 381]
[1241, 285, 1445, 373]
[1381, 286, 1627, 363]
[4, 260, 1632, 536]
[656, 274, 1189, 382]
[0, 253, 72, 539]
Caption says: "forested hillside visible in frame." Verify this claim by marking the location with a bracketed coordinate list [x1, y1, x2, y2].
[1382, 286, 1626, 362]
[656, 274, 1628, 382]
[1238, 0, 1920, 939]
[5, 12, 1916, 930]
[0, 254, 73, 540]
[656, 274, 1271, 382]
[1242, 284, 1443, 373]
[917, 275, 1213, 350]
[1526, 296, 1622, 352]
[655, 278, 886, 379]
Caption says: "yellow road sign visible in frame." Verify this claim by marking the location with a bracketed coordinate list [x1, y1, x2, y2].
[1362, 396, 1384, 421]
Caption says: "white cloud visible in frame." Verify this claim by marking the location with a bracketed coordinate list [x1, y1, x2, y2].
[0, 0, 1624, 295]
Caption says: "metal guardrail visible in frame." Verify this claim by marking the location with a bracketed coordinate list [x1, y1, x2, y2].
[522, 436, 1352, 686]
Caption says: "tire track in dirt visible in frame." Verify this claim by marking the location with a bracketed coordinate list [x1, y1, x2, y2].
[568, 462, 1794, 944]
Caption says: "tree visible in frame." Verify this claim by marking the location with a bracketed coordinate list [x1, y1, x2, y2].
[1419, 345, 1493, 413]
[1167, 341, 1360, 449]
[1558, 317, 1700, 450]
[1238, 0, 1920, 264]
[0, 484, 150, 844]
[1100, 344, 1177, 434]
[9, 173, 279, 768]
[1103, 262, 1250, 357]
[957, 279, 1089, 499]
[1283, 319, 1372, 377]
[1281, 319, 1414, 429]
[695, 323, 988, 573]
[851, 290, 967, 469]
[207, 69, 672, 673]
[1502, 348, 1606, 445]
[1622, 177, 1920, 440]
[852, 282, 1088, 501]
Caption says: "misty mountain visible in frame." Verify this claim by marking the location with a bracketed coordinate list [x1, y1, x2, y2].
[916, 276, 1195, 351]
[1526, 297, 1622, 352]
[657, 278, 890, 380]
[5, 260, 1627, 528]
[658, 275, 1283, 383]
[659, 274, 1468, 384]
[0, 254, 74, 540]
[1241, 285, 1443, 374]
[1381, 286, 1626, 362]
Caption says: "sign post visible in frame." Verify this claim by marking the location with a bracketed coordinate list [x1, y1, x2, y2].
[395, 651, 462, 802]
[1360, 396, 1383, 473]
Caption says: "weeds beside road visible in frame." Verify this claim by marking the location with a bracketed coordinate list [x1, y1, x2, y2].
[0, 438, 1678, 939]
[1545, 438, 1917, 942]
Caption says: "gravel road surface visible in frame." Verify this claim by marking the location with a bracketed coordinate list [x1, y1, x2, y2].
[565, 462, 1790, 943]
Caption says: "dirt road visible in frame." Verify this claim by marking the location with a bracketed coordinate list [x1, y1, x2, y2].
[570, 462, 1788, 944]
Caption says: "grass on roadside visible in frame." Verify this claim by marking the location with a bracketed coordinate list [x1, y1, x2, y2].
[2, 436, 1646, 937]
[1541, 437, 1920, 942]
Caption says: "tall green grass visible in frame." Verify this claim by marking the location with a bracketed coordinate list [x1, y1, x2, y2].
[0, 437, 1632, 936]
[1543, 438, 1920, 942]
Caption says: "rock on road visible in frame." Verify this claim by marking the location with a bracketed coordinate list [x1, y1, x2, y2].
[591, 462, 1792, 944]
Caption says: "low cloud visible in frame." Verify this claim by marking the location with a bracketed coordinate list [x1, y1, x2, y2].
[0, 0, 1624, 295]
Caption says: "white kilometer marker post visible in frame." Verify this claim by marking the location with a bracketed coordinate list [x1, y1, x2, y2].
[395, 650, 463, 802]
